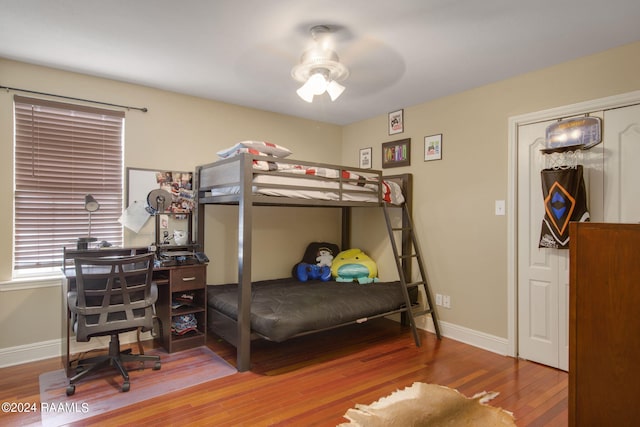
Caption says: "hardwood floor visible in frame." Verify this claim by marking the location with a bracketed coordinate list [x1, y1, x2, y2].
[0, 318, 567, 426]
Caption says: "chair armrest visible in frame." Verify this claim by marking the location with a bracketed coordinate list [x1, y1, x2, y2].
[67, 291, 78, 324]
[67, 291, 78, 313]
[149, 282, 158, 305]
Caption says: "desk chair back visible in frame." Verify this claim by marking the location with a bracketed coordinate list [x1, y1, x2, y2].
[72, 253, 156, 342]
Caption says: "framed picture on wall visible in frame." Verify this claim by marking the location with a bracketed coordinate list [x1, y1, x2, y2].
[424, 134, 443, 161]
[359, 147, 372, 169]
[388, 109, 404, 135]
[382, 138, 411, 168]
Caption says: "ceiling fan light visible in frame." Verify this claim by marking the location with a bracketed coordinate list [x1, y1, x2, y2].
[296, 84, 315, 102]
[326, 80, 345, 101]
[307, 72, 328, 95]
[291, 26, 350, 103]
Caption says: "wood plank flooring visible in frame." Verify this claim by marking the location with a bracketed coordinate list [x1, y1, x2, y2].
[0, 318, 567, 426]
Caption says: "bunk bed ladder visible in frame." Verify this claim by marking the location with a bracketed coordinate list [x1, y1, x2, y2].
[383, 202, 441, 345]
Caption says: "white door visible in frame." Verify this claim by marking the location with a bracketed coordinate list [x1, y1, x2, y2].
[517, 120, 569, 370]
[517, 104, 640, 370]
[603, 104, 640, 223]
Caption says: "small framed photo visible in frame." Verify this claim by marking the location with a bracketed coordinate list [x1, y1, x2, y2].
[359, 147, 372, 169]
[382, 138, 411, 169]
[424, 134, 443, 161]
[388, 109, 404, 135]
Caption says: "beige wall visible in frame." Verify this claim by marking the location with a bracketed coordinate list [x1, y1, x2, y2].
[342, 41, 640, 337]
[2, 40, 640, 360]
[0, 58, 341, 353]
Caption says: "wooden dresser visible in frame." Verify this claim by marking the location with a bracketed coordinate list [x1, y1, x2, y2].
[569, 222, 640, 426]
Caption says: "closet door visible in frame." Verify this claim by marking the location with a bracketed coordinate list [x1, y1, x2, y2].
[603, 103, 640, 223]
[516, 97, 640, 370]
[517, 113, 604, 371]
[517, 120, 565, 369]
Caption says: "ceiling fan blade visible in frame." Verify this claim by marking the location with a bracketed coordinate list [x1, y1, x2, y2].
[338, 36, 406, 95]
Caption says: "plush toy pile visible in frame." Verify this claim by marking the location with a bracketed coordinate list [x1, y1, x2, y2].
[293, 242, 379, 284]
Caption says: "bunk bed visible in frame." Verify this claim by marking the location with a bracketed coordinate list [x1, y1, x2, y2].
[196, 151, 418, 371]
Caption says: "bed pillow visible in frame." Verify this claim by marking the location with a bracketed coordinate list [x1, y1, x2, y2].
[222, 146, 270, 157]
[217, 141, 292, 159]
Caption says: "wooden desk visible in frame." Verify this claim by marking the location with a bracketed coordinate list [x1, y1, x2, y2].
[62, 247, 207, 376]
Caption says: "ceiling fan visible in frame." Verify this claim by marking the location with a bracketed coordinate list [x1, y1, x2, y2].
[291, 25, 350, 103]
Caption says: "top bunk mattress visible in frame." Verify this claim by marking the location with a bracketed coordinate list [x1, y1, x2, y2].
[210, 174, 404, 204]
[197, 153, 406, 205]
[207, 278, 410, 342]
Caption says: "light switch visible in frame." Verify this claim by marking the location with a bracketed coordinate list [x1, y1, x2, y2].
[495, 200, 506, 216]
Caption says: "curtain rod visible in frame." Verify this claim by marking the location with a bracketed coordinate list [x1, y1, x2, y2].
[0, 84, 148, 113]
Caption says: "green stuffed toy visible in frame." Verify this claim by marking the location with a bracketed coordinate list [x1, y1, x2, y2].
[331, 248, 379, 284]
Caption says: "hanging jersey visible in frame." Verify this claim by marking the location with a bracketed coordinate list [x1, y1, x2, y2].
[539, 165, 590, 249]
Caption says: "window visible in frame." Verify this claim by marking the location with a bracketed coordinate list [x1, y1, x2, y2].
[13, 95, 124, 271]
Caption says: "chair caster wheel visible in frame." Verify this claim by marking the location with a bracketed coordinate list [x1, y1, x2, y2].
[66, 385, 75, 396]
[121, 381, 130, 392]
[153, 362, 161, 370]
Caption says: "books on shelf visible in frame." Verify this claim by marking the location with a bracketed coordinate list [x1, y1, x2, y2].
[171, 292, 194, 309]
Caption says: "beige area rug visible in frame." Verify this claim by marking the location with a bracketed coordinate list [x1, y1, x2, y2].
[340, 382, 516, 426]
[39, 346, 236, 426]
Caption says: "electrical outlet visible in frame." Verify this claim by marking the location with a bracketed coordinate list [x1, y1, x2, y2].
[435, 293, 443, 306]
[443, 295, 451, 309]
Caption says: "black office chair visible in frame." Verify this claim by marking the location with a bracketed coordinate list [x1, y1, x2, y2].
[66, 253, 161, 396]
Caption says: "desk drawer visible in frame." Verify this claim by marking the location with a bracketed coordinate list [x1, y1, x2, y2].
[170, 266, 206, 291]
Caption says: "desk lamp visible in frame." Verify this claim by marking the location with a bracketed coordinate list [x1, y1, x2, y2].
[77, 194, 100, 250]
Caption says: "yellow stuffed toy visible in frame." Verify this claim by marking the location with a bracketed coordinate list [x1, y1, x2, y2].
[331, 248, 379, 284]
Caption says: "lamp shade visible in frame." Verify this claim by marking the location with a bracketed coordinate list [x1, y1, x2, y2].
[84, 194, 100, 212]
[296, 81, 316, 103]
[307, 72, 328, 95]
[326, 80, 345, 101]
[296, 71, 345, 103]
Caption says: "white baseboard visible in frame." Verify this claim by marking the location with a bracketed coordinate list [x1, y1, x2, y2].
[0, 332, 152, 369]
[0, 339, 62, 368]
[415, 315, 510, 356]
[2, 318, 509, 369]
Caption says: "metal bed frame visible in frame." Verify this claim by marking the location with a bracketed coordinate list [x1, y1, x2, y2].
[195, 153, 416, 371]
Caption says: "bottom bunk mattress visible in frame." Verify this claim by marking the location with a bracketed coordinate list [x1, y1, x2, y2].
[207, 278, 411, 342]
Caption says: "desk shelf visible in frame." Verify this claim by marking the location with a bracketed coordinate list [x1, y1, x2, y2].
[155, 264, 207, 353]
[172, 306, 202, 316]
[168, 331, 206, 353]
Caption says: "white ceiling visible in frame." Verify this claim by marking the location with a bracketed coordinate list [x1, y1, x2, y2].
[2, 0, 640, 125]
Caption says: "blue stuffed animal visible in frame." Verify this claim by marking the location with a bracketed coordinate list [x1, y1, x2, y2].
[293, 242, 338, 282]
[295, 263, 332, 282]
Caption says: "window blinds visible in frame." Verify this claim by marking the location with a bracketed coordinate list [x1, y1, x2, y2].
[14, 95, 124, 270]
